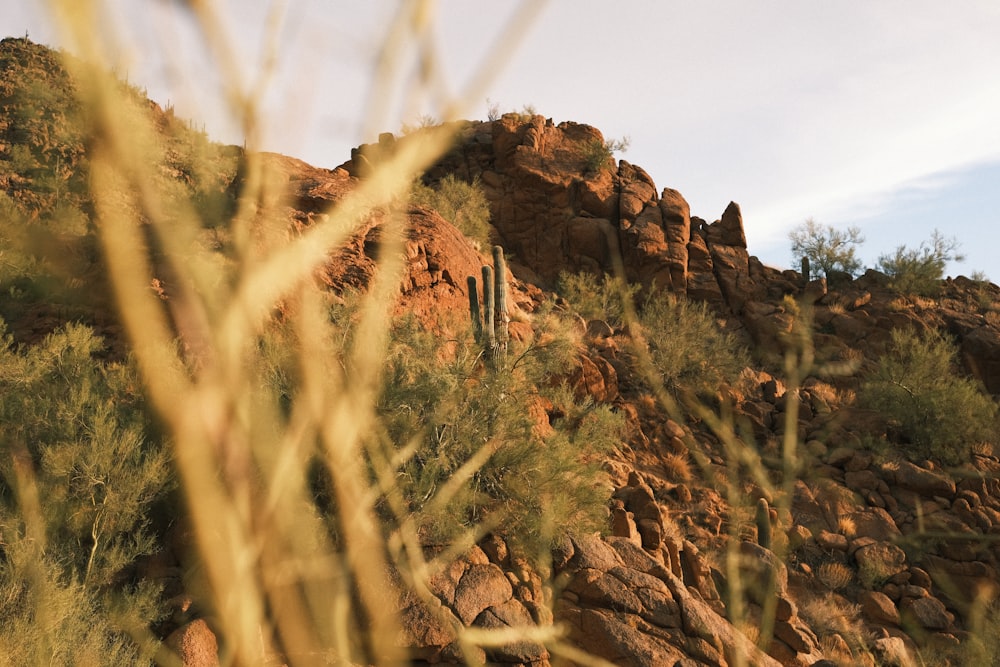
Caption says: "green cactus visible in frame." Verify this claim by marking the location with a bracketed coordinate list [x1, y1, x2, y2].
[756, 497, 772, 551]
[492, 245, 509, 358]
[466, 246, 511, 369]
[482, 264, 496, 353]
[468, 275, 483, 346]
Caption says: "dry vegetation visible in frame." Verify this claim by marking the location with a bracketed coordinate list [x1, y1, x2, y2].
[1, 3, 1000, 666]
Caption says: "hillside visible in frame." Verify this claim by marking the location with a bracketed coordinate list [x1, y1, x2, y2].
[2, 37, 1000, 666]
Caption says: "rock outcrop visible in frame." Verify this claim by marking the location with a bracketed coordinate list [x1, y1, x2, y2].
[325, 116, 1000, 666]
[94, 114, 1000, 666]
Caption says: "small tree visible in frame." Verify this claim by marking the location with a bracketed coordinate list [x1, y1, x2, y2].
[789, 218, 865, 278]
[582, 136, 630, 173]
[877, 229, 964, 296]
[411, 174, 493, 250]
[556, 270, 640, 328]
[858, 327, 997, 465]
[375, 311, 620, 552]
[0, 322, 170, 662]
[639, 292, 749, 398]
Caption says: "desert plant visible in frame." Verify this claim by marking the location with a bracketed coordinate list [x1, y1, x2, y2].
[789, 218, 865, 278]
[817, 562, 855, 591]
[581, 136, 629, 173]
[1, 4, 624, 664]
[411, 174, 492, 249]
[639, 291, 749, 398]
[661, 452, 693, 482]
[375, 314, 619, 551]
[556, 270, 640, 327]
[858, 327, 998, 465]
[486, 98, 501, 122]
[877, 229, 964, 296]
[0, 321, 170, 660]
[400, 113, 439, 134]
[799, 593, 867, 654]
[468, 245, 510, 366]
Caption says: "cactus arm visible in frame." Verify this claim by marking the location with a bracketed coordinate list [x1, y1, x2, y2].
[482, 264, 496, 352]
[492, 246, 509, 358]
[468, 275, 483, 346]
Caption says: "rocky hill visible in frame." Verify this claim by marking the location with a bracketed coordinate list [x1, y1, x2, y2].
[3, 37, 1000, 667]
[313, 115, 1000, 666]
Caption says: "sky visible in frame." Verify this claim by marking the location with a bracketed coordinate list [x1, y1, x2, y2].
[5, 1, 1000, 279]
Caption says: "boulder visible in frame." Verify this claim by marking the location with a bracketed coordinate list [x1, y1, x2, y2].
[566, 607, 690, 667]
[453, 563, 514, 625]
[705, 201, 747, 248]
[860, 590, 901, 626]
[883, 460, 956, 498]
[165, 619, 219, 667]
[845, 507, 902, 542]
[854, 541, 908, 587]
[960, 325, 1000, 393]
[659, 188, 691, 292]
[566, 567, 644, 615]
[474, 599, 549, 664]
[900, 596, 955, 632]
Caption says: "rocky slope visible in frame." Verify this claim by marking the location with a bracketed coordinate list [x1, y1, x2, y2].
[320, 114, 1000, 666]
[4, 36, 1000, 664]
[143, 116, 1000, 666]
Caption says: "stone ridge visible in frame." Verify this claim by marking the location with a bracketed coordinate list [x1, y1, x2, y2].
[327, 114, 1000, 666]
[7, 35, 1000, 666]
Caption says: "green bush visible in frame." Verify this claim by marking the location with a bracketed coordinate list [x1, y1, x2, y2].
[411, 174, 492, 249]
[556, 270, 640, 327]
[877, 229, 963, 296]
[858, 327, 998, 465]
[639, 292, 749, 397]
[789, 218, 865, 278]
[581, 136, 629, 173]
[375, 314, 620, 551]
[0, 321, 171, 660]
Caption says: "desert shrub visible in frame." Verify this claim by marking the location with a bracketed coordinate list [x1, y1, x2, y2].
[818, 562, 854, 591]
[411, 174, 492, 249]
[375, 315, 620, 551]
[0, 321, 171, 660]
[877, 229, 964, 296]
[486, 97, 501, 122]
[556, 270, 640, 326]
[789, 218, 865, 278]
[639, 292, 749, 397]
[661, 452, 692, 482]
[581, 136, 629, 173]
[504, 103, 539, 122]
[858, 327, 998, 465]
[400, 113, 438, 134]
[799, 593, 869, 662]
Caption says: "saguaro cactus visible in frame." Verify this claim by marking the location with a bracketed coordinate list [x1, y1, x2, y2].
[492, 245, 509, 359]
[756, 497, 773, 551]
[467, 275, 482, 344]
[467, 245, 510, 368]
[482, 264, 496, 353]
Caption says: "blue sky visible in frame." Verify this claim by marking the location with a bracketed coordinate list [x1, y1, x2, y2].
[6, 1, 1000, 279]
